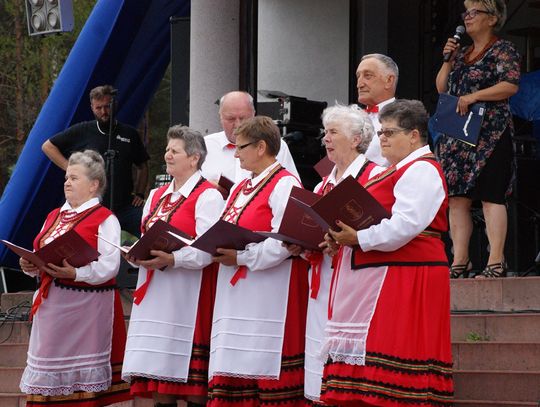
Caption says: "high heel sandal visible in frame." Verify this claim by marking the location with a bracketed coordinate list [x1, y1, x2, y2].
[476, 262, 507, 278]
[450, 260, 472, 279]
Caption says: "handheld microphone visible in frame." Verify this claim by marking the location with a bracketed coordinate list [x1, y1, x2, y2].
[443, 25, 465, 62]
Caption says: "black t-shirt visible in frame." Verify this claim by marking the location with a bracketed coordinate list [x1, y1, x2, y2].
[50, 121, 150, 211]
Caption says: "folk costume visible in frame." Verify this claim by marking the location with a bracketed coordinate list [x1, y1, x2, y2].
[304, 155, 377, 404]
[208, 162, 309, 406]
[320, 146, 454, 406]
[20, 198, 131, 407]
[122, 171, 224, 399]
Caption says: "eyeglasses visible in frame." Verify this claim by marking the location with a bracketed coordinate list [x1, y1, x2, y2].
[376, 128, 410, 138]
[461, 9, 492, 20]
[235, 141, 257, 150]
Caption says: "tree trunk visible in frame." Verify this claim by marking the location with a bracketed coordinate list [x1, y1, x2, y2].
[14, 1, 25, 143]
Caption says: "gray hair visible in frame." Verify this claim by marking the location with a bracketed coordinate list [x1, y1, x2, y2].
[322, 103, 374, 154]
[361, 53, 399, 89]
[379, 99, 429, 144]
[68, 150, 107, 197]
[166, 125, 207, 170]
[464, 0, 506, 31]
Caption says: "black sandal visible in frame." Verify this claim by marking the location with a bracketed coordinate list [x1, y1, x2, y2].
[476, 262, 507, 278]
[450, 260, 472, 279]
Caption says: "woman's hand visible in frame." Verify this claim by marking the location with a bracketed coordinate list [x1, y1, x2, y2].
[328, 220, 359, 247]
[44, 259, 77, 280]
[442, 37, 460, 63]
[212, 248, 238, 266]
[136, 250, 175, 270]
[320, 234, 340, 257]
[19, 257, 39, 274]
[282, 242, 303, 257]
[456, 93, 478, 115]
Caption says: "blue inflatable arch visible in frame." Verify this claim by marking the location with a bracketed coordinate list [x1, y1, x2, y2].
[0, 0, 190, 274]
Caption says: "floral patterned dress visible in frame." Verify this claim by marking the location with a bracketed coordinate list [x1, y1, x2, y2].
[436, 38, 520, 197]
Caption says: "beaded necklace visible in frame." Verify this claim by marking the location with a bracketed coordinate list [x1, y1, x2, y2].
[464, 36, 497, 65]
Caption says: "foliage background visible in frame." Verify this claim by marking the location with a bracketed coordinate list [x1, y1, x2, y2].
[0, 0, 170, 196]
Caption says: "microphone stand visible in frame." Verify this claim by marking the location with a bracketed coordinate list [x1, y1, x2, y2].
[104, 91, 118, 210]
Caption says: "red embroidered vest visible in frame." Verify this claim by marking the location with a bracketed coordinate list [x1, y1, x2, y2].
[143, 178, 214, 236]
[34, 205, 115, 289]
[132, 178, 217, 305]
[224, 167, 294, 231]
[351, 156, 449, 269]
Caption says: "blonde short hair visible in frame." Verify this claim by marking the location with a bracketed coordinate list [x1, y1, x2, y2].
[464, 0, 507, 31]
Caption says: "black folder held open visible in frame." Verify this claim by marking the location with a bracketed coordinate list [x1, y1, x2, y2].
[290, 176, 390, 232]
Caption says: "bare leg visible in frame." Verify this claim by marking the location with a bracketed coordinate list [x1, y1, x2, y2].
[448, 196, 473, 266]
[482, 201, 507, 265]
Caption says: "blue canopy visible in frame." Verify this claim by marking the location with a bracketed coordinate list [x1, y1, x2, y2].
[0, 0, 189, 275]
[510, 70, 540, 122]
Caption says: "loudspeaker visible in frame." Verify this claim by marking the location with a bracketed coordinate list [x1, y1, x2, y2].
[25, 0, 74, 36]
[170, 16, 190, 127]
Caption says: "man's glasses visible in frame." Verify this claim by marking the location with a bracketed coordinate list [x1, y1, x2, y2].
[376, 128, 409, 138]
[461, 9, 491, 20]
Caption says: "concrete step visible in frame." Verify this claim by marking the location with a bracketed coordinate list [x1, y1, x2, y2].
[0, 292, 33, 314]
[0, 367, 23, 393]
[0, 321, 32, 344]
[0, 344, 27, 367]
[450, 276, 540, 312]
[453, 341, 540, 371]
[0, 393, 24, 407]
[454, 370, 540, 402]
[451, 313, 540, 342]
[454, 401, 539, 406]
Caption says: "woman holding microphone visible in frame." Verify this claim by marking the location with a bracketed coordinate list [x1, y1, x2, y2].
[435, 0, 520, 278]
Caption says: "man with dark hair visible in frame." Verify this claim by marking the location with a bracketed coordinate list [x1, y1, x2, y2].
[42, 85, 149, 237]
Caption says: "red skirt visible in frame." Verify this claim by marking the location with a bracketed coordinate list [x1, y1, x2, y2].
[26, 290, 132, 407]
[130, 263, 218, 399]
[207, 259, 309, 406]
[321, 265, 454, 406]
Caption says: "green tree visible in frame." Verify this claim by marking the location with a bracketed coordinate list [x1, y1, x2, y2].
[0, 0, 95, 193]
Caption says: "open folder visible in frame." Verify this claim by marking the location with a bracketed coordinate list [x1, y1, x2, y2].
[432, 93, 486, 146]
[291, 176, 390, 231]
[1, 229, 100, 269]
[257, 186, 326, 251]
[175, 219, 265, 256]
[98, 219, 193, 260]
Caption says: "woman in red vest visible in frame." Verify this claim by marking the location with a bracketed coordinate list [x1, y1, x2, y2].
[19, 150, 131, 406]
[286, 104, 379, 404]
[321, 100, 454, 406]
[121, 126, 224, 407]
[207, 116, 309, 406]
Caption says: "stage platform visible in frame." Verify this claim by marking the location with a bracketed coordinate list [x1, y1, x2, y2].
[1, 277, 539, 406]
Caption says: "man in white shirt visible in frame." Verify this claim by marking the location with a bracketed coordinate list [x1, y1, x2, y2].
[356, 54, 399, 166]
[201, 91, 299, 182]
